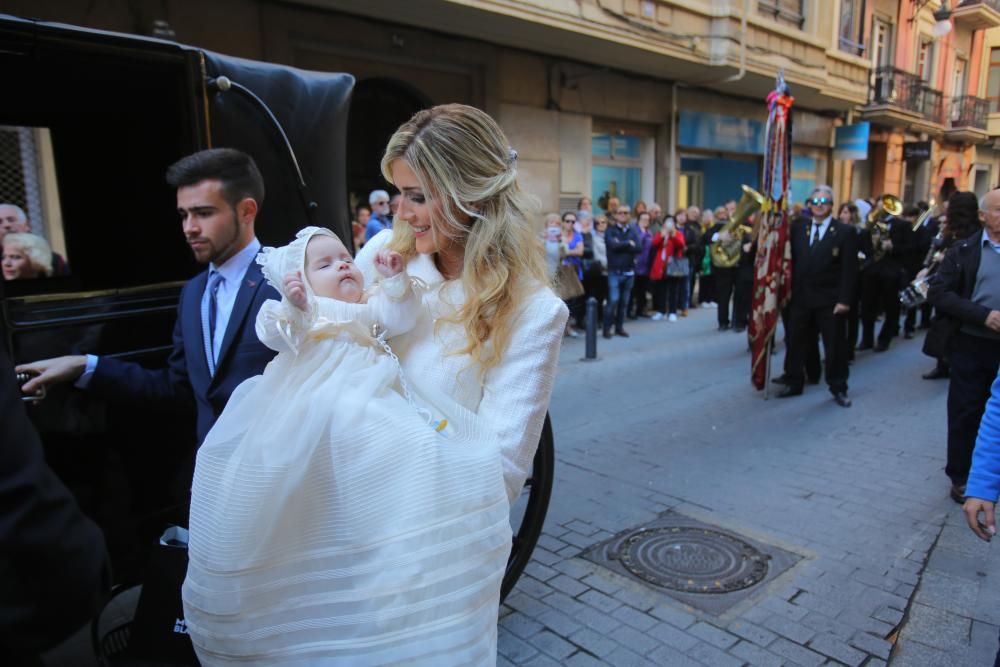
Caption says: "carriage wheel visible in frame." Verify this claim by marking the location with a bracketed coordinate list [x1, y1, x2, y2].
[500, 413, 554, 602]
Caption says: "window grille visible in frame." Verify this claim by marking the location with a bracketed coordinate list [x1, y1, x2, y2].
[0, 126, 45, 240]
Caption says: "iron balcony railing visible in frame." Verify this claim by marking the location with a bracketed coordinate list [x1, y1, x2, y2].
[920, 87, 944, 124]
[949, 95, 990, 129]
[870, 66, 944, 124]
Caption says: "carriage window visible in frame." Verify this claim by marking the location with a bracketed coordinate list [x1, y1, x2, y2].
[1, 126, 68, 281]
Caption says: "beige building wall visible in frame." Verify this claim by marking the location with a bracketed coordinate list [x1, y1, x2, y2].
[0, 0, 870, 213]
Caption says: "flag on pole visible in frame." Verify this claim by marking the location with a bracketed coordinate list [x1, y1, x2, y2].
[749, 76, 794, 391]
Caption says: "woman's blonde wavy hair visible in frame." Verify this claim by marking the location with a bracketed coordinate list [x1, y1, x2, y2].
[381, 104, 548, 374]
[3, 232, 53, 277]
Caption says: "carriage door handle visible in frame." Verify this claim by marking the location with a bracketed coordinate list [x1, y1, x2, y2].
[15, 372, 46, 403]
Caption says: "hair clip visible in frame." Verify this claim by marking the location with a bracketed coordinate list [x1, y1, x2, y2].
[508, 147, 518, 164]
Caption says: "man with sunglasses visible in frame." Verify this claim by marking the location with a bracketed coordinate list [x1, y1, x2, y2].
[604, 204, 642, 338]
[778, 186, 858, 407]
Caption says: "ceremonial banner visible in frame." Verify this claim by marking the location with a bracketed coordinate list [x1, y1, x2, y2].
[749, 80, 794, 391]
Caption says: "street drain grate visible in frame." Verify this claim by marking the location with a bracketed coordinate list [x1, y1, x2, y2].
[582, 512, 801, 616]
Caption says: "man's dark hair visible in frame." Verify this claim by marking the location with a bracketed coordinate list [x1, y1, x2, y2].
[166, 148, 265, 210]
[903, 206, 922, 218]
[948, 191, 981, 241]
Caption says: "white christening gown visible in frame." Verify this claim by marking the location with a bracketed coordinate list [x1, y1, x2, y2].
[183, 273, 512, 666]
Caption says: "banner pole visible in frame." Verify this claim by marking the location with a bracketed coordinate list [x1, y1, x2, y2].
[763, 337, 772, 400]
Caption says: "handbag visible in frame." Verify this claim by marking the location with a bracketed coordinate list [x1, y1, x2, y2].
[666, 255, 690, 278]
[555, 263, 585, 300]
[124, 526, 200, 665]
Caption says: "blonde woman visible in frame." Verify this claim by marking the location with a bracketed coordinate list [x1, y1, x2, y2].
[357, 103, 568, 665]
[2, 232, 53, 280]
[247, 104, 565, 665]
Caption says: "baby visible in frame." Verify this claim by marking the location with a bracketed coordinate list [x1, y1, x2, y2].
[183, 227, 508, 665]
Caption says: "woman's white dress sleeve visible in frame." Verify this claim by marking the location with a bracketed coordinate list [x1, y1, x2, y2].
[482, 289, 568, 504]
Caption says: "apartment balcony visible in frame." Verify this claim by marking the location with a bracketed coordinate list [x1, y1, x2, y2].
[946, 95, 991, 143]
[860, 67, 944, 134]
[953, 0, 1000, 29]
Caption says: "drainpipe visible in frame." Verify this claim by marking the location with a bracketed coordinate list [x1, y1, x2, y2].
[719, 0, 749, 84]
[669, 81, 678, 212]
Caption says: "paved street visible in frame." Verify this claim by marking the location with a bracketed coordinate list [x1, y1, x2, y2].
[499, 304, 999, 666]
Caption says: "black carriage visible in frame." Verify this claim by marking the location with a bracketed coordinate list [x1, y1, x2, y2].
[0, 12, 551, 631]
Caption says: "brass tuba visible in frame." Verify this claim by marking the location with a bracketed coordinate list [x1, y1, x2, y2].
[866, 194, 902, 263]
[710, 185, 765, 269]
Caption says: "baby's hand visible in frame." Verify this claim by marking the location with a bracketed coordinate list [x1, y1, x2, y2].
[375, 249, 404, 278]
[284, 271, 308, 310]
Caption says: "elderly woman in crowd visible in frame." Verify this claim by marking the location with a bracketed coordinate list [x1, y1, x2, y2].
[2, 232, 52, 280]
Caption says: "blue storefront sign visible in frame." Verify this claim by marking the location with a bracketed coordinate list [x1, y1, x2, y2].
[678, 111, 765, 154]
[833, 123, 870, 161]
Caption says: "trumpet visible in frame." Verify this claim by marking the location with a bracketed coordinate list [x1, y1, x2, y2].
[899, 232, 945, 309]
[911, 207, 934, 233]
[899, 277, 930, 310]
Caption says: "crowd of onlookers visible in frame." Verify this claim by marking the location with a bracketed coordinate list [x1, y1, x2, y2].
[544, 195, 750, 339]
[546, 185, 1000, 513]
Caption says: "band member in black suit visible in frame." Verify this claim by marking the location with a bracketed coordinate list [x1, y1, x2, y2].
[777, 186, 858, 407]
[905, 203, 940, 335]
[858, 199, 916, 352]
[704, 206, 751, 331]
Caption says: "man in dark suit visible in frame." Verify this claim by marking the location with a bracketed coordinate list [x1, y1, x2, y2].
[777, 185, 858, 407]
[17, 148, 279, 444]
[928, 187, 1000, 503]
[1, 334, 110, 665]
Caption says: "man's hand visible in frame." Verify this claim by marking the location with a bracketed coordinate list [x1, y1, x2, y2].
[742, 242, 752, 253]
[916, 268, 929, 281]
[882, 239, 893, 252]
[964, 497, 997, 541]
[833, 303, 850, 315]
[15, 356, 87, 394]
[986, 310, 1000, 333]
[283, 271, 308, 311]
[719, 231, 732, 243]
[374, 249, 404, 278]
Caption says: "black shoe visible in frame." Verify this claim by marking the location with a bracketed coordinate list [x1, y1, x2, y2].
[873, 342, 890, 352]
[733, 326, 746, 333]
[832, 391, 852, 408]
[602, 330, 613, 339]
[615, 329, 629, 338]
[904, 330, 914, 339]
[718, 323, 732, 331]
[626, 315, 638, 321]
[807, 376, 821, 385]
[771, 374, 789, 385]
[950, 483, 967, 504]
[922, 367, 950, 380]
[856, 341, 873, 351]
[775, 386, 803, 398]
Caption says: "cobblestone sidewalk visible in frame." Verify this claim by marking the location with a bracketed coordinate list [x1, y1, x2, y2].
[499, 308, 992, 666]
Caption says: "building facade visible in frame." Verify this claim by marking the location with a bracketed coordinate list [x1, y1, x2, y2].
[857, 0, 1000, 207]
[1, 0, 880, 216]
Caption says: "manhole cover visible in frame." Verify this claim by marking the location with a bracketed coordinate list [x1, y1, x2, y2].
[613, 527, 770, 594]
[582, 512, 803, 616]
